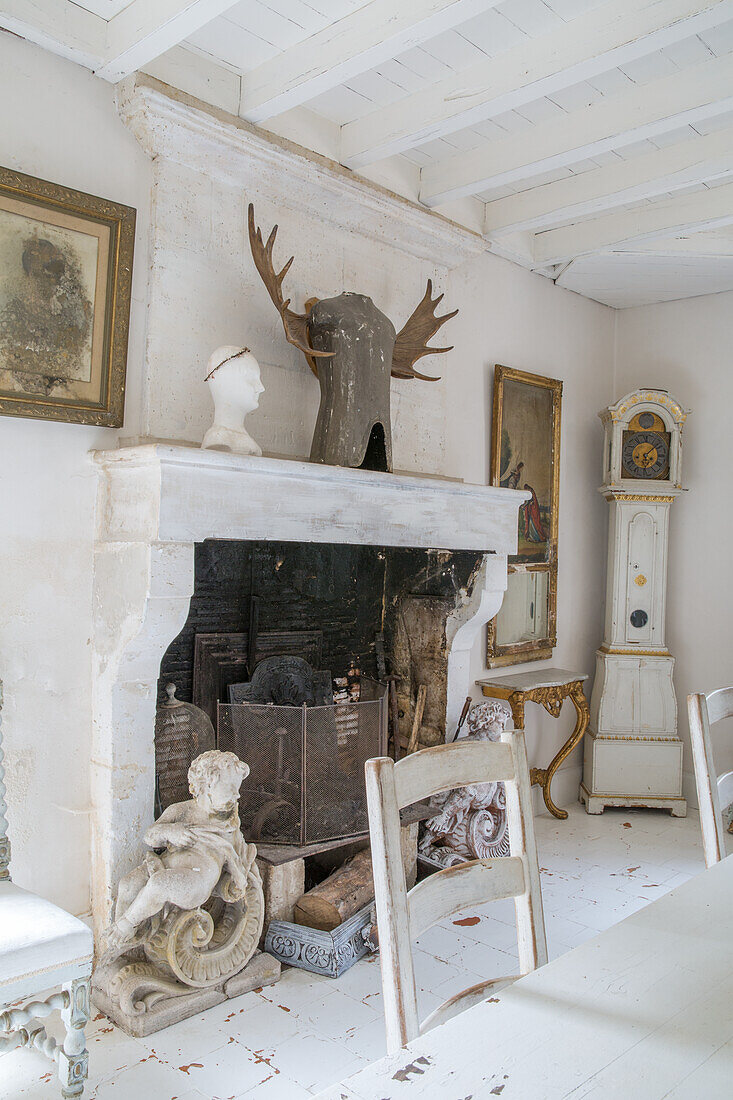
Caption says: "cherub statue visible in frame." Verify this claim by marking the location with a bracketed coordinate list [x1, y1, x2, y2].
[108, 750, 255, 950]
[95, 750, 273, 1035]
[419, 702, 511, 866]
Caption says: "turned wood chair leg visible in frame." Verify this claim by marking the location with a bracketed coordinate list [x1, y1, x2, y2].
[58, 976, 91, 1099]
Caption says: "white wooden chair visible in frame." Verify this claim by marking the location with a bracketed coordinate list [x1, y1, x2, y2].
[0, 682, 93, 1097]
[688, 687, 733, 868]
[366, 728, 548, 1054]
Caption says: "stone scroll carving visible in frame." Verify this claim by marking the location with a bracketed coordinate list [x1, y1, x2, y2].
[419, 702, 511, 867]
[94, 750, 279, 1036]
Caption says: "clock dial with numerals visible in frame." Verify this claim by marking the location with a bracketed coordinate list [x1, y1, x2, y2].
[622, 429, 670, 480]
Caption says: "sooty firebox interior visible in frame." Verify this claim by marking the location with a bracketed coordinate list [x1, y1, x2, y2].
[157, 539, 483, 849]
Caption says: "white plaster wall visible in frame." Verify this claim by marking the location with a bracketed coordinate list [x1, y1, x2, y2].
[0, 32, 617, 919]
[614, 292, 733, 805]
[0, 34, 152, 915]
[446, 254, 617, 794]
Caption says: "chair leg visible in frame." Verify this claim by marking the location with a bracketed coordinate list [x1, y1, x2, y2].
[58, 976, 90, 1099]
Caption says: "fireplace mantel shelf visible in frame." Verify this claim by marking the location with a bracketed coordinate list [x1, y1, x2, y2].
[94, 443, 527, 554]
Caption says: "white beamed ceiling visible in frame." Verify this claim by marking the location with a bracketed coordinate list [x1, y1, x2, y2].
[5, 0, 733, 307]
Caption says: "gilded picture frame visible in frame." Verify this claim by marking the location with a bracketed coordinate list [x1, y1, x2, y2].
[487, 365, 562, 667]
[0, 166, 135, 427]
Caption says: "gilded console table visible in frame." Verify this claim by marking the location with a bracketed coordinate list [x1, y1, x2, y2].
[476, 669, 590, 820]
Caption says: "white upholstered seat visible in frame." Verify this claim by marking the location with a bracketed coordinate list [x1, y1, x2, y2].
[0, 881, 93, 991]
[0, 680, 93, 1097]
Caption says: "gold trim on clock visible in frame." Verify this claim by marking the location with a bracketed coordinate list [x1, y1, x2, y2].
[599, 645, 671, 657]
[603, 493, 676, 503]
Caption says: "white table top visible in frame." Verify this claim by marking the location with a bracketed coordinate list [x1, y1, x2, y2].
[476, 667, 588, 691]
[316, 855, 733, 1100]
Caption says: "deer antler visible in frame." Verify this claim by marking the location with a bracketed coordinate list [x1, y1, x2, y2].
[391, 280, 458, 381]
[248, 204, 332, 375]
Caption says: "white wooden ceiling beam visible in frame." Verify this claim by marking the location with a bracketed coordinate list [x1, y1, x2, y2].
[141, 43, 242, 116]
[484, 126, 733, 237]
[420, 52, 733, 207]
[621, 229, 733, 255]
[533, 180, 733, 266]
[0, 0, 105, 68]
[239, 0, 498, 124]
[96, 0, 241, 83]
[341, 0, 733, 168]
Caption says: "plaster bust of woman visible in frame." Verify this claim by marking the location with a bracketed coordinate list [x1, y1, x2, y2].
[201, 346, 264, 456]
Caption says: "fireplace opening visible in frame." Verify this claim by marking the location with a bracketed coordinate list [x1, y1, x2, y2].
[157, 539, 483, 853]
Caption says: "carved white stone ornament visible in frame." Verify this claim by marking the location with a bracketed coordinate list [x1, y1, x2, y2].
[419, 701, 512, 866]
[94, 750, 275, 1034]
[201, 346, 264, 456]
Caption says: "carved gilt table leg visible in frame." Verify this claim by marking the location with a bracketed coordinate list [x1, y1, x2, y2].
[506, 693, 525, 730]
[477, 671, 590, 822]
[535, 683, 590, 820]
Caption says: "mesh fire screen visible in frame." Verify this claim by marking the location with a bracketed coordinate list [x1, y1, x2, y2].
[217, 679, 388, 846]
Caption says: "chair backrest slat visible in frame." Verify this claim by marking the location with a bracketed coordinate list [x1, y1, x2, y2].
[706, 687, 733, 726]
[407, 856, 525, 941]
[393, 740, 515, 809]
[687, 688, 733, 868]
[366, 728, 547, 1054]
[365, 755, 420, 1051]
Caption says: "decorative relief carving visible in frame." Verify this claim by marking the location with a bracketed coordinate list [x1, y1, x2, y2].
[419, 702, 511, 867]
[265, 904, 374, 979]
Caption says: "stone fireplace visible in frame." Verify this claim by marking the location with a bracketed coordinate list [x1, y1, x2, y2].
[91, 443, 525, 941]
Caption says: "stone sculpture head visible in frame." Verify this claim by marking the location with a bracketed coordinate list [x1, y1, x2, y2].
[202, 346, 264, 456]
[188, 749, 249, 817]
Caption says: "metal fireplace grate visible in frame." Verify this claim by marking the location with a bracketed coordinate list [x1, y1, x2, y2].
[217, 678, 388, 847]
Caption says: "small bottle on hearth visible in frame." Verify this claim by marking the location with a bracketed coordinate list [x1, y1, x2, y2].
[347, 658, 361, 702]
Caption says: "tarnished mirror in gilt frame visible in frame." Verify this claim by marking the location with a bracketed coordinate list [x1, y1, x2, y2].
[487, 365, 562, 667]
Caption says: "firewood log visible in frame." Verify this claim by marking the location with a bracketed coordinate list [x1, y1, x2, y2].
[292, 822, 419, 932]
[293, 849, 373, 931]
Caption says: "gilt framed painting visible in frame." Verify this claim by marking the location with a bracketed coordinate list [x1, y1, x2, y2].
[487, 365, 563, 667]
[0, 166, 135, 426]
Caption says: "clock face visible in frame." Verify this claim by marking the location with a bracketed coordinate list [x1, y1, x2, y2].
[622, 430, 670, 480]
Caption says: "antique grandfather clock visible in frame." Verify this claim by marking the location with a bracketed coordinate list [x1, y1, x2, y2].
[580, 389, 688, 816]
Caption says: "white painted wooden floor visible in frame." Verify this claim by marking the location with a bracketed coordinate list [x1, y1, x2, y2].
[2, 804, 705, 1100]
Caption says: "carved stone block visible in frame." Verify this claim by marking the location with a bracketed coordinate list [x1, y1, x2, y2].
[257, 856, 305, 928]
[94, 951, 280, 1037]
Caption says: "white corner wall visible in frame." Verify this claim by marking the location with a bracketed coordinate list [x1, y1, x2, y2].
[0, 32, 616, 919]
[614, 291, 733, 803]
[0, 33, 151, 915]
[446, 254, 616, 795]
